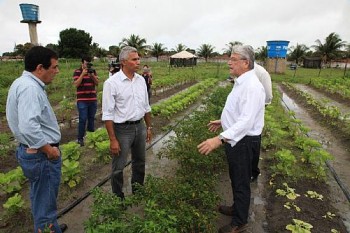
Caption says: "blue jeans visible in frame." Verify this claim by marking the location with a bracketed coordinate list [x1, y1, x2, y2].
[77, 101, 97, 140]
[224, 135, 261, 226]
[111, 122, 146, 198]
[16, 144, 62, 233]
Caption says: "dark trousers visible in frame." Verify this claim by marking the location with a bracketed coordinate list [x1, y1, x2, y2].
[224, 135, 261, 226]
[111, 122, 146, 198]
[251, 135, 262, 178]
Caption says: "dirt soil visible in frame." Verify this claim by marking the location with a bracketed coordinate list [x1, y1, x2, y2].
[1, 81, 350, 233]
[273, 83, 350, 233]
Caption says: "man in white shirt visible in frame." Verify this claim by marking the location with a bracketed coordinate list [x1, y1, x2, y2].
[251, 63, 272, 182]
[198, 45, 265, 233]
[102, 46, 152, 199]
[254, 63, 272, 105]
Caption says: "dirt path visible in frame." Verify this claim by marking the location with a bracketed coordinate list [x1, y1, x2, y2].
[278, 84, 350, 231]
[294, 83, 350, 118]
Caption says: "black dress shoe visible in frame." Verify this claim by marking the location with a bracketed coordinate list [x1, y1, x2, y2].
[59, 223, 68, 232]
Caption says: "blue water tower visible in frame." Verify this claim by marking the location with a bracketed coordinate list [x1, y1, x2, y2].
[266, 40, 289, 58]
[19, 3, 41, 45]
[19, 3, 41, 23]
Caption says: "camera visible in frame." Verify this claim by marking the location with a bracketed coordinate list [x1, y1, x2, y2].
[109, 62, 121, 75]
[87, 62, 95, 74]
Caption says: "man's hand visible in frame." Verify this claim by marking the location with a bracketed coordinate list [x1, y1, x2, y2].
[46, 146, 60, 160]
[208, 120, 222, 132]
[110, 139, 121, 156]
[82, 68, 88, 76]
[197, 136, 222, 155]
[146, 128, 152, 143]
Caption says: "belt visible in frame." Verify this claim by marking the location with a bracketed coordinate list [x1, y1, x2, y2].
[115, 120, 141, 125]
[20, 143, 60, 148]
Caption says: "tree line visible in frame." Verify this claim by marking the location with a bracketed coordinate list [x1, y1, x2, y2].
[2, 28, 349, 63]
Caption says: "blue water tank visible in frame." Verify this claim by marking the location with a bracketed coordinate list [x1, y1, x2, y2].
[266, 40, 289, 58]
[19, 4, 41, 23]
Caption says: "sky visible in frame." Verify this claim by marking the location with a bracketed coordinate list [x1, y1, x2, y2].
[0, 0, 349, 55]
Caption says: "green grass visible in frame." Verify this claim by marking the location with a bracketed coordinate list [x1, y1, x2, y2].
[272, 66, 350, 84]
[0, 60, 230, 113]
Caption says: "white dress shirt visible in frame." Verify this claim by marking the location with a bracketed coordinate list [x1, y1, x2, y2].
[220, 69, 265, 147]
[254, 63, 273, 105]
[102, 70, 151, 123]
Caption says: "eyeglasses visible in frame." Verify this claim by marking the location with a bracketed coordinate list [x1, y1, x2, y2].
[229, 58, 247, 62]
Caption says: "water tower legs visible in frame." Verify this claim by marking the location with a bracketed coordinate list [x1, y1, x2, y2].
[266, 58, 287, 74]
[28, 23, 39, 45]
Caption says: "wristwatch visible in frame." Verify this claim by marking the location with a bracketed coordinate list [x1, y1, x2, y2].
[218, 135, 226, 144]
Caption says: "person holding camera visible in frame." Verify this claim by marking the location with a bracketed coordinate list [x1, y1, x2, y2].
[73, 55, 99, 146]
[108, 61, 121, 77]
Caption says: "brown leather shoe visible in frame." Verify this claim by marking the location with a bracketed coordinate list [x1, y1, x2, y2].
[218, 223, 248, 233]
[218, 205, 234, 216]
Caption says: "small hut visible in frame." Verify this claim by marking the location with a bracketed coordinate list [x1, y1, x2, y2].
[303, 57, 322, 69]
[170, 51, 197, 67]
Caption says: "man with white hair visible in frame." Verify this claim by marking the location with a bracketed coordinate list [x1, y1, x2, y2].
[198, 45, 265, 233]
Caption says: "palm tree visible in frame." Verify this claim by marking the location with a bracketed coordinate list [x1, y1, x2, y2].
[224, 41, 243, 55]
[172, 43, 187, 53]
[197, 44, 215, 62]
[312, 32, 346, 64]
[288, 43, 309, 65]
[150, 43, 167, 61]
[108, 45, 121, 58]
[255, 46, 268, 62]
[119, 34, 148, 55]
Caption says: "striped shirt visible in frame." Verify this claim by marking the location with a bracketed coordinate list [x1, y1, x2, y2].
[73, 68, 98, 102]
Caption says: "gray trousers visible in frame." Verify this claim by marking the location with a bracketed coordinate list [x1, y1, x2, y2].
[111, 122, 146, 198]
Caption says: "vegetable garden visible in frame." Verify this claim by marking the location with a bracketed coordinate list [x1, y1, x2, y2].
[0, 60, 350, 232]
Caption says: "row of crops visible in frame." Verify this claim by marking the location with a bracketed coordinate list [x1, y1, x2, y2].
[84, 81, 347, 232]
[0, 60, 225, 232]
[1, 61, 350, 232]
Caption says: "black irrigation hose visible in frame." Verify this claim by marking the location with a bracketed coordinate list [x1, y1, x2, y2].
[280, 93, 350, 202]
[57, 112, 189, 219]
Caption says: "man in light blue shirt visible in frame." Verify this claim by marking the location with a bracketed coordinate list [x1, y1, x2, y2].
[6, 46, 67, 233]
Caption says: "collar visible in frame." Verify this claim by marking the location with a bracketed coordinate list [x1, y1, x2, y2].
[119, 70, 139, 82]
[235, 69, 255, 86]
[23, 70, 46, 90]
